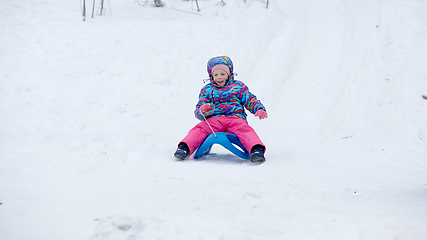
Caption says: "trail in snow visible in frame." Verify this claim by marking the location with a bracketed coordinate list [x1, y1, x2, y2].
[0, 0, 427, 240]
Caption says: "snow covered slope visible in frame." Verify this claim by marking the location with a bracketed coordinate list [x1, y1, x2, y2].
[1, 0, 426, 239]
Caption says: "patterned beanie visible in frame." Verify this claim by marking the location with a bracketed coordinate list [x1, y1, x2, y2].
[207, 56, 234, 80]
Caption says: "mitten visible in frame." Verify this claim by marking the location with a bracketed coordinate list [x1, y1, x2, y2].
[255, 109, 268, 119]
[200, 103, 215, 116]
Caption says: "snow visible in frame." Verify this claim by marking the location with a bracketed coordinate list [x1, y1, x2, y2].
[1, 0, 427, 239]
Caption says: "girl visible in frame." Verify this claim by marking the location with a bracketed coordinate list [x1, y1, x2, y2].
[174, 56, 268, 163]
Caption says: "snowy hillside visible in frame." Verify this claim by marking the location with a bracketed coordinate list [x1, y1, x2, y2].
[1, 0, 427, 239]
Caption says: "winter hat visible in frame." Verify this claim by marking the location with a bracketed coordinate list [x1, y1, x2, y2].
[211, 64, 230, 76]
[207, 56, 234, 80]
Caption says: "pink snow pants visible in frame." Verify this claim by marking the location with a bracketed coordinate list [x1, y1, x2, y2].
[179, 116, 265, 156]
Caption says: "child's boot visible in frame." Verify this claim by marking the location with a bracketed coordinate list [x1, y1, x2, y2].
[174, 143, 190, 160]
[250, 145, 265, 163]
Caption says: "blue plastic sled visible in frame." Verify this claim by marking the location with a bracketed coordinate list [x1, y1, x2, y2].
[194, 132, 250, 159]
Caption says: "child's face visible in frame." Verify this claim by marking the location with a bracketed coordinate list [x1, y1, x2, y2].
[212, 69, 229, 87]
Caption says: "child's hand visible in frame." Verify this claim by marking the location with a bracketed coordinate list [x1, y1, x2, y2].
[200, 103, 212, 113]
[255, 109, 268, 119]
[200, 103, 215, 116]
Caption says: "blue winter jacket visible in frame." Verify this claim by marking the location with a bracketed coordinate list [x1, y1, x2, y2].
[194, 56, 266, 121]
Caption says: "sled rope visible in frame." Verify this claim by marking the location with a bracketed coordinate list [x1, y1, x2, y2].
[200, 109, 217, 138]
